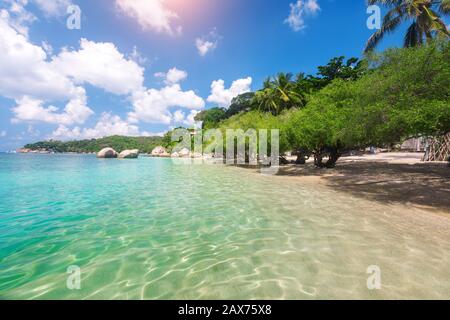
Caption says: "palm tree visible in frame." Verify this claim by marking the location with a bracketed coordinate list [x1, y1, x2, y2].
[254, 73, 305, 115]
[254, 88, 280, 115]
[365, 0, 449, 53]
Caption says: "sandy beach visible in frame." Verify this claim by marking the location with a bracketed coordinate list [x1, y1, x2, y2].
[276, 152, 450, 215]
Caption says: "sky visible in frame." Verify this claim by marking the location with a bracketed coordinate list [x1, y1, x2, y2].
[0, 0, 435, 151]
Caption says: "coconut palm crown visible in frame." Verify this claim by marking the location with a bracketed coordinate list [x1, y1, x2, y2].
[365, 0, 450, 52]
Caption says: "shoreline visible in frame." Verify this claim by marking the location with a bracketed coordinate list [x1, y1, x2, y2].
[269, 153, 450, 216]
[6, 151, 450, 214]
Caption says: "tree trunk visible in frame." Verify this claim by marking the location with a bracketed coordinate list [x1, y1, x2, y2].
[314, 148, 340, 168]
[324, 148, 340, 168]
[295, 154, 306, 164]
[314, 152, 323, 167]
[279, 156, 290, 165]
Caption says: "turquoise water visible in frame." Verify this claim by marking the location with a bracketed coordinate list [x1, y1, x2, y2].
[0, 154, 449, 299]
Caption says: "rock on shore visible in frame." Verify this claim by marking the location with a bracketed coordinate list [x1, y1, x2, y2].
[151, 146, 171, 157]
[118, 149, 139, 159]
[97, 148, 118, 158]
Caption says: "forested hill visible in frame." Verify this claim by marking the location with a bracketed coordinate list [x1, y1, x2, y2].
[23, 135, 164, 154]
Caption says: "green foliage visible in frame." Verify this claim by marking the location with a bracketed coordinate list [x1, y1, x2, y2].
[285, 40, 450, 165]
[286, 80, 359, 153]
[160, 127, 198, 152]
[314, 56, 368, 87]
[252, 72, 306, 115]
[358, 40, 450, 142]
[24, 135, 164, 154]
[226, 92, 255, 118]
[250, 57, 366, 116]
[194, 107, 227, 129]
[217, 110, 293, 154]
[365, 0, 449, 52]
[24, 43, 448, 169]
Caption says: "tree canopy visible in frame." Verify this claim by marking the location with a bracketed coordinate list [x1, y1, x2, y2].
[285, 40, 450, 167]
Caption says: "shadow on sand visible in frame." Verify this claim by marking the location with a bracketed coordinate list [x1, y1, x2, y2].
[275, 161, 450, 213]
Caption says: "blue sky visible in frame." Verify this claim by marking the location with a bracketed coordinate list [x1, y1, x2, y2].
[0, 0, 435, 151]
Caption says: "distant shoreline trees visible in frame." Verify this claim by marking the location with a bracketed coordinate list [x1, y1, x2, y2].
[24, 135, 164, 154]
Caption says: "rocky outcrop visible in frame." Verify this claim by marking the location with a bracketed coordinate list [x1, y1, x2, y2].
[118, 149, 139, 159]
[17, 148, 32, 153]
[97, 148, 118, 158]
[16, 148, 50, 154]
[178, 148, 191, 158]
[151, 146, 167, 156]
[150, 146, 171, 157]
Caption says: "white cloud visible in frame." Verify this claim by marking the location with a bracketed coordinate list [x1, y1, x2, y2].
[305, 0, 320, 12]
[0, 0, 73, 36]
[195, 29, 220, 56]
[11, 88, 93, 125]
[172, 110, 201, 128]
[207, 77, 252, 108]
[51, 39, 145, 95]
[196, 39, 216, 57]
[129, 46, 147, 65]
[173, 109, 185, 123]
[33, 0, 72, 17]
[115, 0, 180, 35]
[285, 0, 320, 32]
[128, 68, 204, 125]
[128, 83, 205, 125]
[0, 12, 78, 101]
[0, 130, 6, 137]
[155, 67, 187, 85]
[141, 131, 166, 137]
[0, 0, 36, 36]
[0, 14, 151, 129]
[184, 110, 201, 128]
[0, 12, 95, 127]
[26, 124, 40, 137]
[41, 40, 53, 55]
[51, 113, 141, 140]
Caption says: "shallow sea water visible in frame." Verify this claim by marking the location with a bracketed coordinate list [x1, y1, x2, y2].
[0, 154, 449, 299]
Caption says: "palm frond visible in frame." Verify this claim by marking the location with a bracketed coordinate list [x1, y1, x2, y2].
[365, 15, 403, 52]
[438, 0, 450, 14]
[367, 0, 403, 6]
[404, 22, 421, 47]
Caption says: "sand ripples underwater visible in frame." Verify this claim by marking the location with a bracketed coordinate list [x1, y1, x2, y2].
[0, 154, 449, 299]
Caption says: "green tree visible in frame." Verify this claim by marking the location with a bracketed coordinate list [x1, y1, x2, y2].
[365, 0, 449, 52]
[194, 107, 227, 129]
[217, 110, 292, 159]
[226, 92, 255, 118]
[253, 73, 305, 115]
[287, 40, 450, 168]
